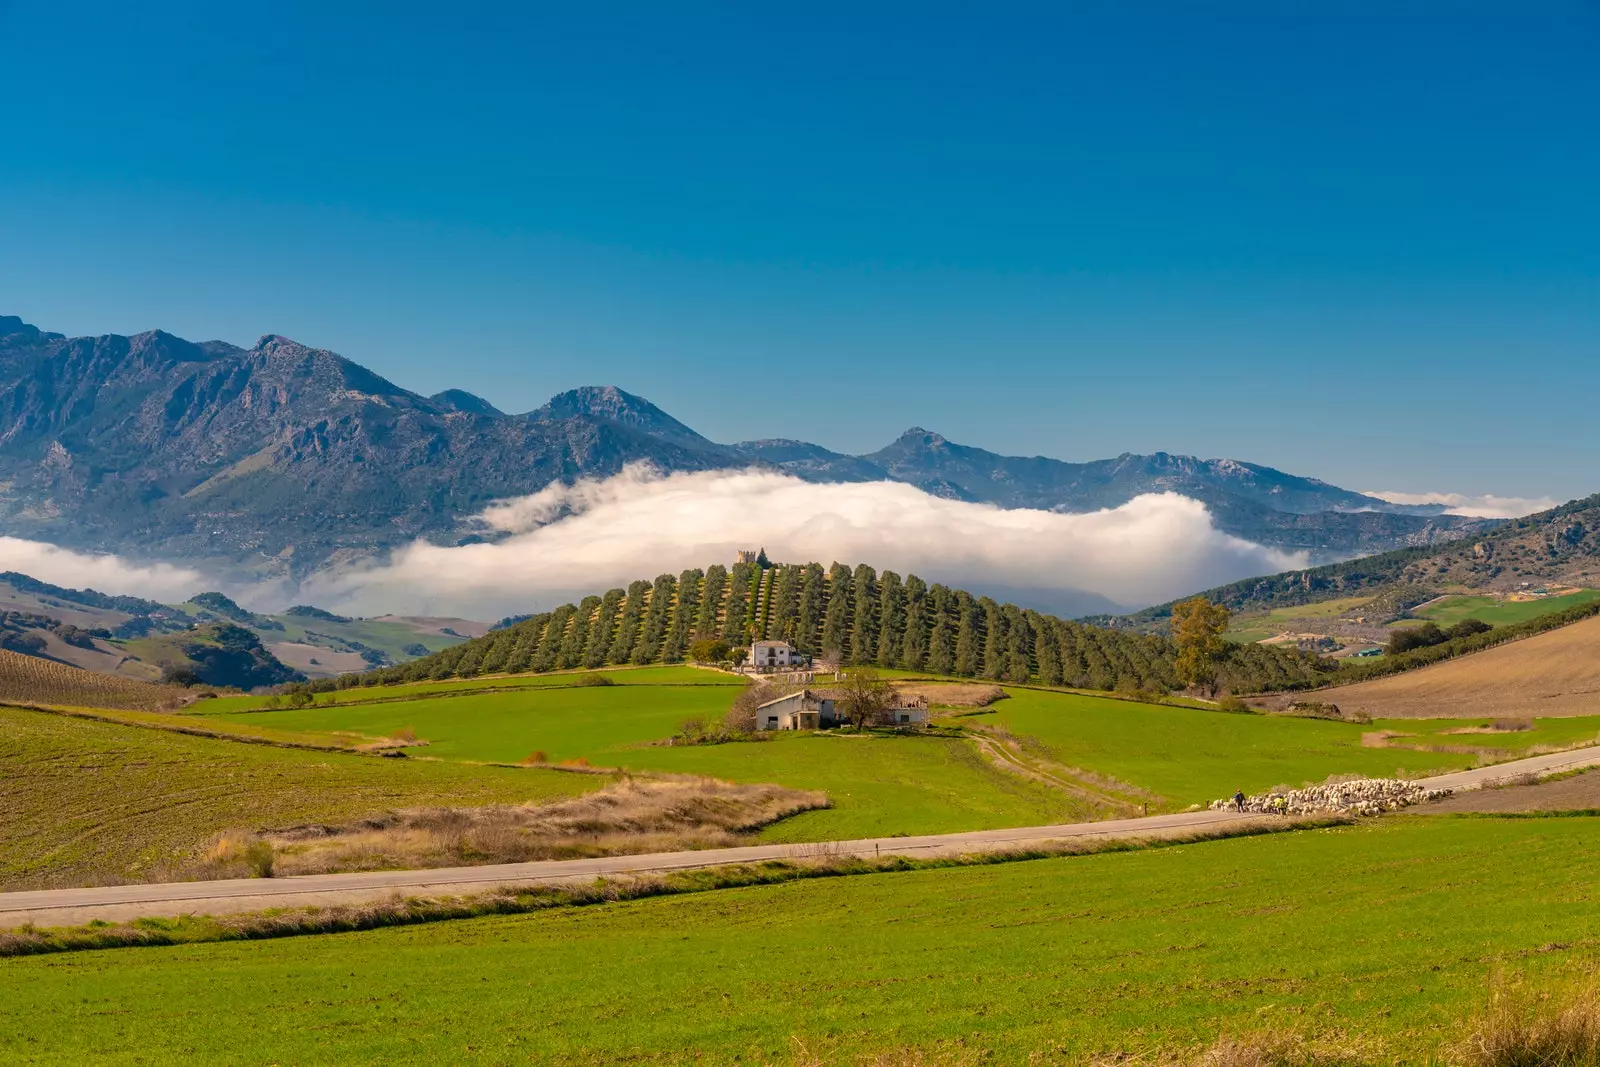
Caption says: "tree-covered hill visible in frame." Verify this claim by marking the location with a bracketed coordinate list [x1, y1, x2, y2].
[1093, 492, 1600, 631]
[339, 560, 1328, 695]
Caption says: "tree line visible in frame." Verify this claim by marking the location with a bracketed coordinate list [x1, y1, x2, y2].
[329, 560, 1327, 695]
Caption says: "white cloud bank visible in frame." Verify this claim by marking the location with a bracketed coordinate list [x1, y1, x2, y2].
[300, 466, 1307, 619]
[0, 536, 206, 602]
[1364, 490, 1561, 519]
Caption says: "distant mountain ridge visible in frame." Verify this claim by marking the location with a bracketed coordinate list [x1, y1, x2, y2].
[0, 315, 1495, 576]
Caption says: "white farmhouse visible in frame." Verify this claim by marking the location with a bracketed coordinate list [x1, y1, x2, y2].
[749, 639, 804, 670]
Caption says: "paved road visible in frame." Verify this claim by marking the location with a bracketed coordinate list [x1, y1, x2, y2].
[0, 809, 1254, 926]
[7, 745, 1597, 927]
[1414, 745, 1600, 791]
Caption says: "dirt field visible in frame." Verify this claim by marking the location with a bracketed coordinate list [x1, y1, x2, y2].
[1417, 769, 1600, 813]
[1293, 613, 1600, 719]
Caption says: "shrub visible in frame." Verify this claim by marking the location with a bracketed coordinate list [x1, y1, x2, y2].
[572, 673, 615, 687]
[688, 638, 731, 664]
[1447, 618, 1495, 640]
[1387, 622, 1446, 656]
[242, 839, 275, 879]
[521, 750, 548, 765]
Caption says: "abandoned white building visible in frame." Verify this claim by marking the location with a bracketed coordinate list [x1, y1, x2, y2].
[755, 689, 840, 731]
[749, 639, 806, 670]
[754, 689, 932, 731]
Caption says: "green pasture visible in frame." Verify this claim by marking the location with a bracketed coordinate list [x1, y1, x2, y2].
[0, 706, 604, 890]
[202, 682, 734, 764]
[612, 731, 1084, 840]
[1225, 594, 1376, 637]
[196, 664, 740, 713]
[982, 689, 1517, 805]
[201, 682, 1086, 839]
[1410, 588, 1600, 628]
[7, 817, 1599, 1063]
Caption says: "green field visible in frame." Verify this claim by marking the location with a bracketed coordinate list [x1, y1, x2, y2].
[202, 681, 736, 764]
[196, 664, 740, 713]
[1225, 594, 1376, 636]
[1411, 588, 1600, 628]
[0, 705, 605, 890]
[195, 681, 1598, 833]
[6, 817, 1598, 1063]
[978, 690, 1470, 803]
[201, 682, 1087, 840]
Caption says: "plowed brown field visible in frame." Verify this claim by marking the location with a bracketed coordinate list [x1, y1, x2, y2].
[1296, 613, 1600, 719]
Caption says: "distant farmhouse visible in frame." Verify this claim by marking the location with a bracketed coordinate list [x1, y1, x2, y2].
[755, 687, 931, 731]
[750, 639, 806, 671]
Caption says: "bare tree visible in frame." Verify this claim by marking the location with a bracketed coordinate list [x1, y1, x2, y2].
[836, 667, 892, 729]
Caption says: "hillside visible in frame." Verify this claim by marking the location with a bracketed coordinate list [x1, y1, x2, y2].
[0, 572, 472, 682]
[1256, 611, 1600, 719]
[0, 315, 1490, 574]
[0, 647, 186, 710]
[1098, 492, 1600, 634]
[349, 559, 1327, 694]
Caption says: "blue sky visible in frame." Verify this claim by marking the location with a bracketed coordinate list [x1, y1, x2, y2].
[2, 3, 1597, 499]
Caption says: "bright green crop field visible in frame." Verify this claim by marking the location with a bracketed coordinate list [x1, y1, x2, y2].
[197, 664, 742, 713]
[201, 682, 736, 764]
[199, 684, 1087, 839]
[195, 681, 1598, 831]
[5, 817, 1598, 1064]
[980, 690, 1476, 803]
[1411, 588, 1600, 628]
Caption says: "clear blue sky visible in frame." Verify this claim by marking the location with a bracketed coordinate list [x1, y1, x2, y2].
[2, 3, 1597, 499]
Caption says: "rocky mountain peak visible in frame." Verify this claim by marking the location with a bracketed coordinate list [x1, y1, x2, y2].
[430, 389, 502, 416]
[527, 385, 711, 447]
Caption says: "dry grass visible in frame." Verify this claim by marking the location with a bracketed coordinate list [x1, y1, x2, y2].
[1457, 976, 1600, 1066]
[228, 777, 830, 875]
[1307, 613, 1600, 719]
[892, 681, 1007, 707]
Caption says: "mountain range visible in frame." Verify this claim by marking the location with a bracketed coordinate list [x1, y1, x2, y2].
[0, 315, 1494, 580]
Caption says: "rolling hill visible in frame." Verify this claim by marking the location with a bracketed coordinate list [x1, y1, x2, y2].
[346, 558, 1327, 695]
[0, 314, 1491, 577]
[1256, 611, 1600, 719]
[0, 572, 475, 685]
[1098, 492, 1600, 632]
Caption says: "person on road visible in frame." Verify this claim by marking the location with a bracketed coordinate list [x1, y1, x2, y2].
[1272, 795, 1288, 817]
[1232, 789, 1246, 812]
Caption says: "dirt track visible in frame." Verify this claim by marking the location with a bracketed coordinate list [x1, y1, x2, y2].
[1298, 613, 1600, 719]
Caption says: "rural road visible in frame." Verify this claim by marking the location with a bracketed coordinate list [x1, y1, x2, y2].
[7, 746, 1598, 927]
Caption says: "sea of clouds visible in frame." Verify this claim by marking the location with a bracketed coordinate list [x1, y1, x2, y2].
[294, 466, 1307, 619]
[0, 466, 1314, 620]
[1363, 490, 1560, 520]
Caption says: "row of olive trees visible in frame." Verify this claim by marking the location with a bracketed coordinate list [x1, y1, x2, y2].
[342, 563, 1321, 695]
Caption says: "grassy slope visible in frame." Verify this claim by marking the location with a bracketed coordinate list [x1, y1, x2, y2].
[206, 683, 1086, 840]
[980, 689, 1486, 802]
[5, 817, 1599, 1063]
[199, 679, 1600, 831]
[1412, 588, 1600, 628]
[197, 664, 741, 713]
[0, 706, 607, 890]
[201, 681, 738, 764]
